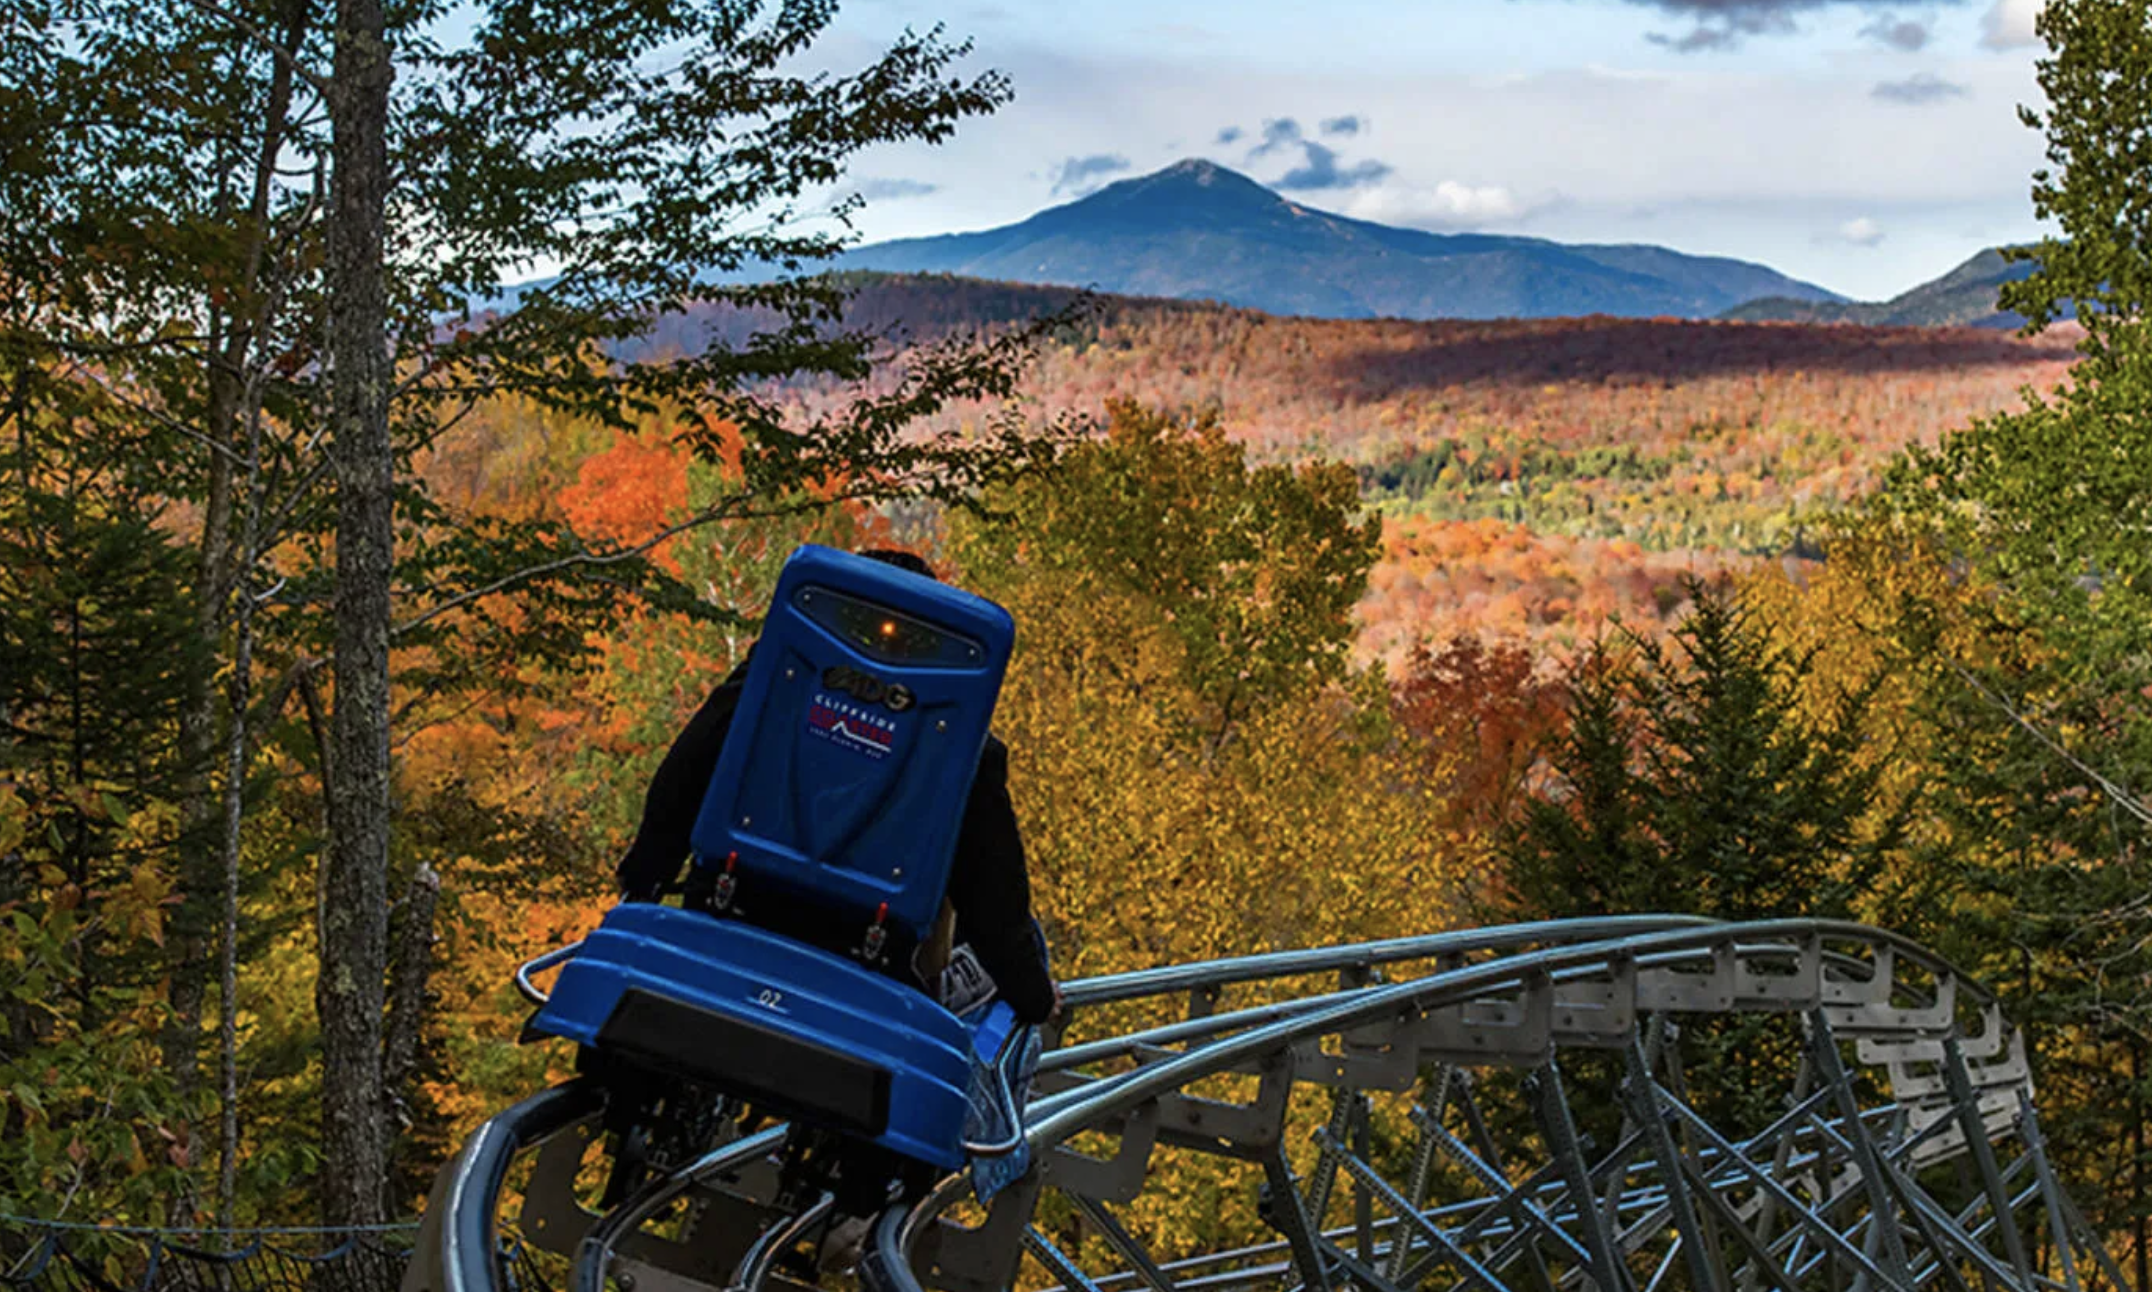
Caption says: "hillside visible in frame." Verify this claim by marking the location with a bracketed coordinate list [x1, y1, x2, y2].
[821, 160, 1842, 322]
[1722, 247, 2044, 329]
[671, 273, 2080, 655]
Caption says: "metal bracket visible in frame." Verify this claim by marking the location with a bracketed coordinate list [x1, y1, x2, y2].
[1044, 1101, 1161, 1204]
[920, 1173, 1048, 1292]
[1156, 1058, 1296, 1158]
[1417, 971, 1556, 1066]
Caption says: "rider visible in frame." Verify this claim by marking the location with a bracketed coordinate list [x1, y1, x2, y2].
[613, 547, 1060, 1026]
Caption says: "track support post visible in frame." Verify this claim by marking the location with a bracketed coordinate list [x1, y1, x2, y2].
[1527, 1059, 1632, 1292]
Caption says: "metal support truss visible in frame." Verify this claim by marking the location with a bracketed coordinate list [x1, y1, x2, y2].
[407, 918, 2129, 1292]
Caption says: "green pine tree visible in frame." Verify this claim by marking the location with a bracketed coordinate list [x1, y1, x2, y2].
[0, 382, 210, 1219]
[1500, 577, 1903, 1138]
[1503, 578, 1898, 926]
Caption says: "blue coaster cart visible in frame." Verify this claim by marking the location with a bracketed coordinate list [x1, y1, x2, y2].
[524, 545, 1021, 1171]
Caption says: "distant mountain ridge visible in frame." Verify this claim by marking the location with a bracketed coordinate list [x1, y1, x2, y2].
[825, 160, 1843, 322]
[1722, 248, 2045, 329]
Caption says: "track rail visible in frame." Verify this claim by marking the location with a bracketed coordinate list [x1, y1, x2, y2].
[405, 918, 2128, 1292]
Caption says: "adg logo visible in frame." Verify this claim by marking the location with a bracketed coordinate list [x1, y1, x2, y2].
[821, 664, 914, 712]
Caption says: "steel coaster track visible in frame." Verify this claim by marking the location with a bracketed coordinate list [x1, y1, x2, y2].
[404, 918, 2130, 1292]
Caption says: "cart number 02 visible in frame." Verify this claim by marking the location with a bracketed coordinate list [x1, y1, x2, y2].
[754, 987, 785, 1010]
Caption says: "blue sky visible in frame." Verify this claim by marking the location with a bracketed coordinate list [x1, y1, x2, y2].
[808, 0, 2053, 300]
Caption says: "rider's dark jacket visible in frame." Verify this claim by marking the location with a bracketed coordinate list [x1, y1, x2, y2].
[615, 661, 1057, 1024]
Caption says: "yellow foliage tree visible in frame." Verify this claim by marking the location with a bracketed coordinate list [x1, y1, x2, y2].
[950, 401, 1473, 1261]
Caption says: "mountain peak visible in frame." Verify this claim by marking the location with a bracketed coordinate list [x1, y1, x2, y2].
[1040, 160, 1298, 235]
[1160, 158, 1231, 182]
[1720, 245, 2042, 328]
[1084, 159, 1284, 206]
[832, 160, 1843, 321]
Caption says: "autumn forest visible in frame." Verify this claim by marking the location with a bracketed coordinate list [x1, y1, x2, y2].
[6, 0, 2152, 1284]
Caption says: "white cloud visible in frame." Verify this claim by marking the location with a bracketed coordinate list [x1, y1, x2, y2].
[1872, 72, 1970, 104]
[1982, 0, 2046, 49]
[1047, 153, 1133, 196]
[849, 177, 939, 201]
[1344, 181, 1546, 229]
[1859, 13, 1931, 51]
[1836, 216, 1886, 246]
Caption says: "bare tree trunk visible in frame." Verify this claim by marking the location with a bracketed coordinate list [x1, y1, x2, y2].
[382, 863, 439, 1128]
[320, 0, 394, 1229]
[215, 383, 280, 1229]
[214, 2, 313, 1230]
[170, 5, 313, 1214]
[215, 565, 255, 1230]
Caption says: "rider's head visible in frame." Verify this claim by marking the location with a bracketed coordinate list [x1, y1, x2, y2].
[858, 548, 936, 581]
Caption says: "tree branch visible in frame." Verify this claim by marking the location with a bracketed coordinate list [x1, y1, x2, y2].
[1946, 659, 2152, 830]
[293, 657, 331, 788]
[389, 489, 867, 639]
[52, 360, 249, 469]
[173, 0, 334, 99]
[244, 655, 314, 751]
